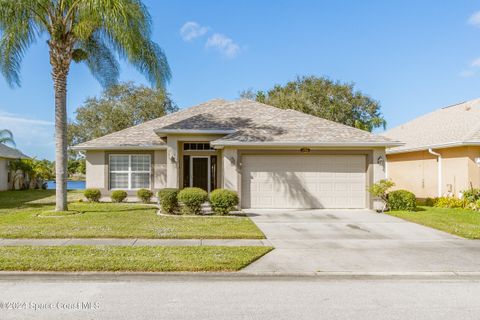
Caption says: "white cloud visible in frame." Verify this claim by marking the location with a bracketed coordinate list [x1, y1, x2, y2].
[180, 21, 209, 41]
[471, 57, 480, 67]
[459, 70, 476, 78]
[0, 111, 54, 159]
[0, 112, 54, 126]
[205, 33, 241, 58]
[468, 11, 480, 27]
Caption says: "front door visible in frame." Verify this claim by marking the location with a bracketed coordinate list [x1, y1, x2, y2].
[190, 157, 210, 192]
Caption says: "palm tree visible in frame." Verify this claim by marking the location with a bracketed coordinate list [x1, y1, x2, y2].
[0, 0, 170, 211]
[0, 129, 15, 146]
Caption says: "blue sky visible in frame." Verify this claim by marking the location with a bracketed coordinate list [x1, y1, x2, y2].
[2, 1, 480, 159]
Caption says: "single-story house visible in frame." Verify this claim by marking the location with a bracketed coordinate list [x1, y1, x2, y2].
[72, 99, 401, 209]
[0, 143, 29, 191]
[383, 98, 480, 199]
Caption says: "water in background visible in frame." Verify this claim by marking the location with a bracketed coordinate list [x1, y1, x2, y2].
[47, 180, 86, 190]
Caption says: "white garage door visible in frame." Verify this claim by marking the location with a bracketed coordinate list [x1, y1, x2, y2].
[241, 155, 366, 209]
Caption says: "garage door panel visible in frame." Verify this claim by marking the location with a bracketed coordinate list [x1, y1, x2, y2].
[241, 155, 366, 209]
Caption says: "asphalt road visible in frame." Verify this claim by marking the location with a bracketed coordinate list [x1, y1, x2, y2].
[0, 275, 479, 320]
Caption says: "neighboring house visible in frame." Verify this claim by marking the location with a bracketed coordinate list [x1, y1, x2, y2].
[0, 143, 29, 191]
[383, 98, 480, 199]
[72, 99, 400, 209]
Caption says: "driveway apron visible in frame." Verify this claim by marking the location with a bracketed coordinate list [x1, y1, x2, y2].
[242, 209, 480, 274]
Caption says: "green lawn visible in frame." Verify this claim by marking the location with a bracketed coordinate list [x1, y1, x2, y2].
[387, 206, 480, 239]
[0, 190, 265, 239]
[0, 246, 272, 272]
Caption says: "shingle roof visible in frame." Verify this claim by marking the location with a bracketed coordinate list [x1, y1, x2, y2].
[72, 99, 399, 150]
[0, 143, 29, 159]
[382, 98, 480, 153]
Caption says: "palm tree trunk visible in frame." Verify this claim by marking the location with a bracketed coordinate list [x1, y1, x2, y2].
[50, 40, 72, 212]
[53, 71, 68, 211]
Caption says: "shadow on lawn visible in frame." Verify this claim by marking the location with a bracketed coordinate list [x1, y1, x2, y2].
[0, 190, 57, 209]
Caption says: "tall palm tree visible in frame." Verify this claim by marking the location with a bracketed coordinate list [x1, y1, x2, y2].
[0, 129, 15, 146]
[0, 0, 170, 211]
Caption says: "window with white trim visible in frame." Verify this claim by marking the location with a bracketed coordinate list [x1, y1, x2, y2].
[109, 154, 151, 190]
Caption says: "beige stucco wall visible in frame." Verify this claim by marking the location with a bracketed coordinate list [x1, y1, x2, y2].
[222, 148, 239, 192]
[85, 151, 106, 189]
[0, 158, 8, 191]
[387, 146, 480, 198]
[84, 144, 387, 209]
[153, 150, 167, 189]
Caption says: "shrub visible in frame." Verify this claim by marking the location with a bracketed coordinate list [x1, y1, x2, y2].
[137, 189, 153, 203]
[387, 190, 416, 211]
[434, 196, 466, 209]
[467, 199, 480, 212]
[158, 188, 179, 214]
[368, 179, 395, 203]
[84, 188, 101, 202]
[178, 187, 208, 215]
[209, 189, 239, 214]
[111, 190, 128, 203]
[425, 197, 434, 207]
[462, 188, 480, 203]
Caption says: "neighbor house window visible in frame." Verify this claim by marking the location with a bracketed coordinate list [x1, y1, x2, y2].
[109, 155, 151, 190]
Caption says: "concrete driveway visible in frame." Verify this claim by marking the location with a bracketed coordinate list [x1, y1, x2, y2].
[242, 209, 480, 274]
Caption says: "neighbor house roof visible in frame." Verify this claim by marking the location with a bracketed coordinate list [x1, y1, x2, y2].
[382, 98, 480, 154]
[0, 143, 29, 159]
[72, 99, 400, 150]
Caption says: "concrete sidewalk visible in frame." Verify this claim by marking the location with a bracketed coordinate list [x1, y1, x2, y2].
[0, 238, 271, 247]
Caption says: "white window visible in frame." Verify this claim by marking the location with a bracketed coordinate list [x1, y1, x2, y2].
[109, 154, 151, 190]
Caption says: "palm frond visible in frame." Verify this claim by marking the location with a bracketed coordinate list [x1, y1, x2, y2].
[77, 0, 171, 88]
[0, 129, 15, 146]
[76, 33, 120, 88]
[0, 0, 47, 87]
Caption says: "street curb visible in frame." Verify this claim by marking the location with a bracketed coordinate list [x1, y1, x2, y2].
[0, 271, 480, 281]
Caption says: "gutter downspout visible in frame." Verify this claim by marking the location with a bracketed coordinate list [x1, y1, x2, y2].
[428, 148, 442, 197]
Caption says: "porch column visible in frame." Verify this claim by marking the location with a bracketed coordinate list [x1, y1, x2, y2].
[166, 138, 179, 188]
[222, 148, 239, 192]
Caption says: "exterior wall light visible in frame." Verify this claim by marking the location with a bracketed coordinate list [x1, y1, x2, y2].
[377, 156, 385, 166]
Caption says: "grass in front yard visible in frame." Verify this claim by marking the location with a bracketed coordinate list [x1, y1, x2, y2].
[0, 190, 265, 239]
[387, 206, 480, 239]
[0, 246, 273, 272]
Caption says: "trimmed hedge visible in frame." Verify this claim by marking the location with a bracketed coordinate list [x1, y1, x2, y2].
[111, 190, 128, 203]
[434, 196, 466, 209]
[158, 188, 179, 214]
[84, 188, 101, 202]
[209, 189, 239, 214]
[137, 189, 153, 203]
[178, 187, 208, 215]
[387, 190, 416, 211]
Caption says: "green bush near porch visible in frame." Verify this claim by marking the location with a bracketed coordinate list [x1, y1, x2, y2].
[158, 188, 179, 214]
[84, 188, 101, 202]
[111, 190, 128, 203]
[210, 189, 239, 214]
[387, 190, 416, 211]
[178, 187, 208, 215]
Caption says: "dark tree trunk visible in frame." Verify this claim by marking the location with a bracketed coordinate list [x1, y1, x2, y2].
[49, 40, 72, 211]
